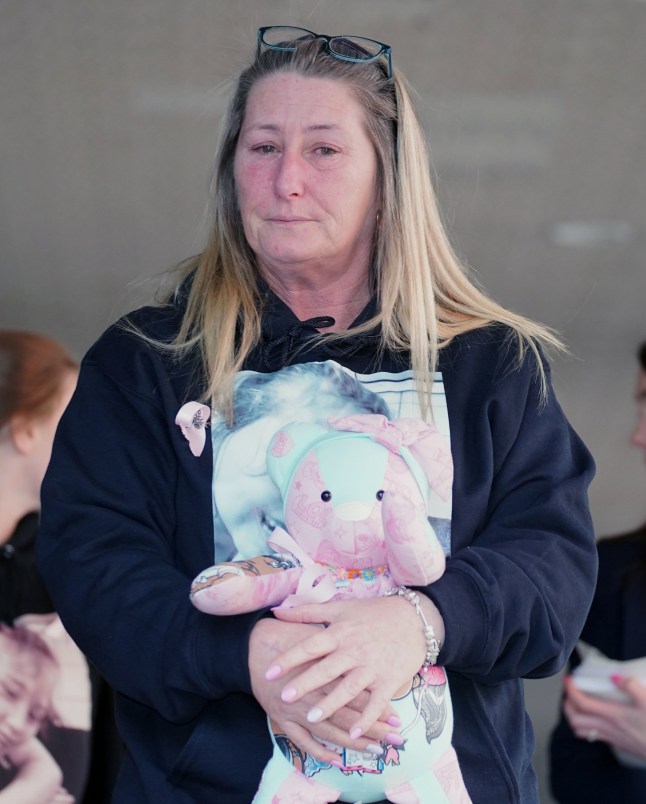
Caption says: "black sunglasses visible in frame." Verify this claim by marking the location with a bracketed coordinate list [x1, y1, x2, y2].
[257, 25, 393, 79]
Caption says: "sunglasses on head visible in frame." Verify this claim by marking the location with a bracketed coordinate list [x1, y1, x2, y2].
[257, 26, 393, 79]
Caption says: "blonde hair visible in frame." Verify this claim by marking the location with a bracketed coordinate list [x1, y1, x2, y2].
[158, 37, 561, 420]
[0, 623, 59, 725]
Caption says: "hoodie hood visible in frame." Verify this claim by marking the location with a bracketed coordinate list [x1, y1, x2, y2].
[248, 280, 385, 372]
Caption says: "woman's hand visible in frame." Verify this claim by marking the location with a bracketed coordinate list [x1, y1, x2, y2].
[563, 673, 646, 759]
[47, 789, 74, 804]
[249, 617, 404, 764]
[255, 593, 444, 742]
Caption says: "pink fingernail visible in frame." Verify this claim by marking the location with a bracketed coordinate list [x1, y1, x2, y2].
[349, 727, 362, 740]
[331, 760, 344, 769]
[610, 673, 624, 684]
[307, 707, 323, 724]
[281, 686, 297, 702]
[386, 732, 405, 746]
[387, 715, 402, 727]
[265, 664, 282, 681]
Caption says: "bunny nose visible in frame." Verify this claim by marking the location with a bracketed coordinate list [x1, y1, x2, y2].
[335, 502, 372, 521]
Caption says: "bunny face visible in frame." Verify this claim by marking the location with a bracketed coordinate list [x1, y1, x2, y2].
[280, 435, 391, 569]
[267, 417, 442, 573]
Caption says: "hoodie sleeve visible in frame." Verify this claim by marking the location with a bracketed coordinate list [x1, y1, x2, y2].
[426, 332, 597, 683]
[37, 322, 264, 724]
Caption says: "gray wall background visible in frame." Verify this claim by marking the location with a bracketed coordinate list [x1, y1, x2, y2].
[2, 2, 645, 801]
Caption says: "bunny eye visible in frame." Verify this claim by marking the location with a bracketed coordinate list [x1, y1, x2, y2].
[376, 490, 385, 501]
[321, 490, 332, 502]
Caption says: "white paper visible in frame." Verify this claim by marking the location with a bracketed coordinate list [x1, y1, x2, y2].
[572, 641, 646, 703]
[571, 641, 646, 769]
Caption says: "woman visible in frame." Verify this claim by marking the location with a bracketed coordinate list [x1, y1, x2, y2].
[0, 331, 80, 804]
[0, 330, 120, 803]
[37, 28, 597, 803]
[549, 341, 646, 803]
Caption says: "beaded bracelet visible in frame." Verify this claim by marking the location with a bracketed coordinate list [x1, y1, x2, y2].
[385, 586, 441, 667]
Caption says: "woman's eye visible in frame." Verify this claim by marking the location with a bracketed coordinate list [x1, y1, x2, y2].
[1, 683, 19, 701]
[315, 146, 337, 157]
[376, 490, 384, 501]
[254, 144, 276, 154]
[321, 490, 332, 502]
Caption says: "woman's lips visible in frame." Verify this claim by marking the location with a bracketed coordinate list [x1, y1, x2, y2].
[268, 216, 312, 223]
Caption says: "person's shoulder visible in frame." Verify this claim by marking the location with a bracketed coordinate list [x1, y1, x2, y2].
[86, 295, 185, 363]
[87, 273, 192, 357]
[81, 312, 157, 379]
[441, 322, 529, 358]
[439, 323, 545, 383]
[79, 292, 197, 399]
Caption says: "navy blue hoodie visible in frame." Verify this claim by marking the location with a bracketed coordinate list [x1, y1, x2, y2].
[38, 287, 596, 803]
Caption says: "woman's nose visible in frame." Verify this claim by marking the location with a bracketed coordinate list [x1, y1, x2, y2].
[6, 704, 32, 742]
[274, 152, 305, 198]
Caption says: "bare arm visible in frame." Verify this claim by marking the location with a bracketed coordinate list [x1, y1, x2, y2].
[0, 738, 63, 804]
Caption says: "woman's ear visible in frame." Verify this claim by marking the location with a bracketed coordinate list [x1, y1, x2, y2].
[9, 414, 38, 456]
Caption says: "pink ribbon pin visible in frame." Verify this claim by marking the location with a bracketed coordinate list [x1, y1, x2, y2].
[175, 402, 211, 457]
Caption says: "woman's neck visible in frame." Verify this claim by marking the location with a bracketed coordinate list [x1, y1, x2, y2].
[0, 460, 39, 546]
[260, 265, 372, 332]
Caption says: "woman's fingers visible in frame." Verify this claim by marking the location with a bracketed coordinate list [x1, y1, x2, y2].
[304, 666, 377, 725]
[279, 719, 343, 765]
[268, 682, 400, 754]
[272, 602, 334, 626]
[328, 701, 399, 744]
[269, 596, 427, 736]
[341, 691, 401, 730]
[563, 674, 646, 756]
[306, 714, 392, 759]
[267, 702, 394, 764]
[49, 790, 75, 804]
[254, 596, 433, 741]
[612, 674, 646, 707]
[271, 640, 349, 697]
[249, 618, 401, 757]
[344, 686, 400, 742]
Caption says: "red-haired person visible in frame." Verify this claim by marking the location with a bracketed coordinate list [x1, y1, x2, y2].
[0, 331, 120, 803]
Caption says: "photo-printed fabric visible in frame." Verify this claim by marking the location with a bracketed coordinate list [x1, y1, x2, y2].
[209, 361, 451, 565]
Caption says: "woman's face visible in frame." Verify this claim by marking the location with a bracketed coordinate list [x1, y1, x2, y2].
[0, 645, 54, 749]
[234, 73, 379, 283]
